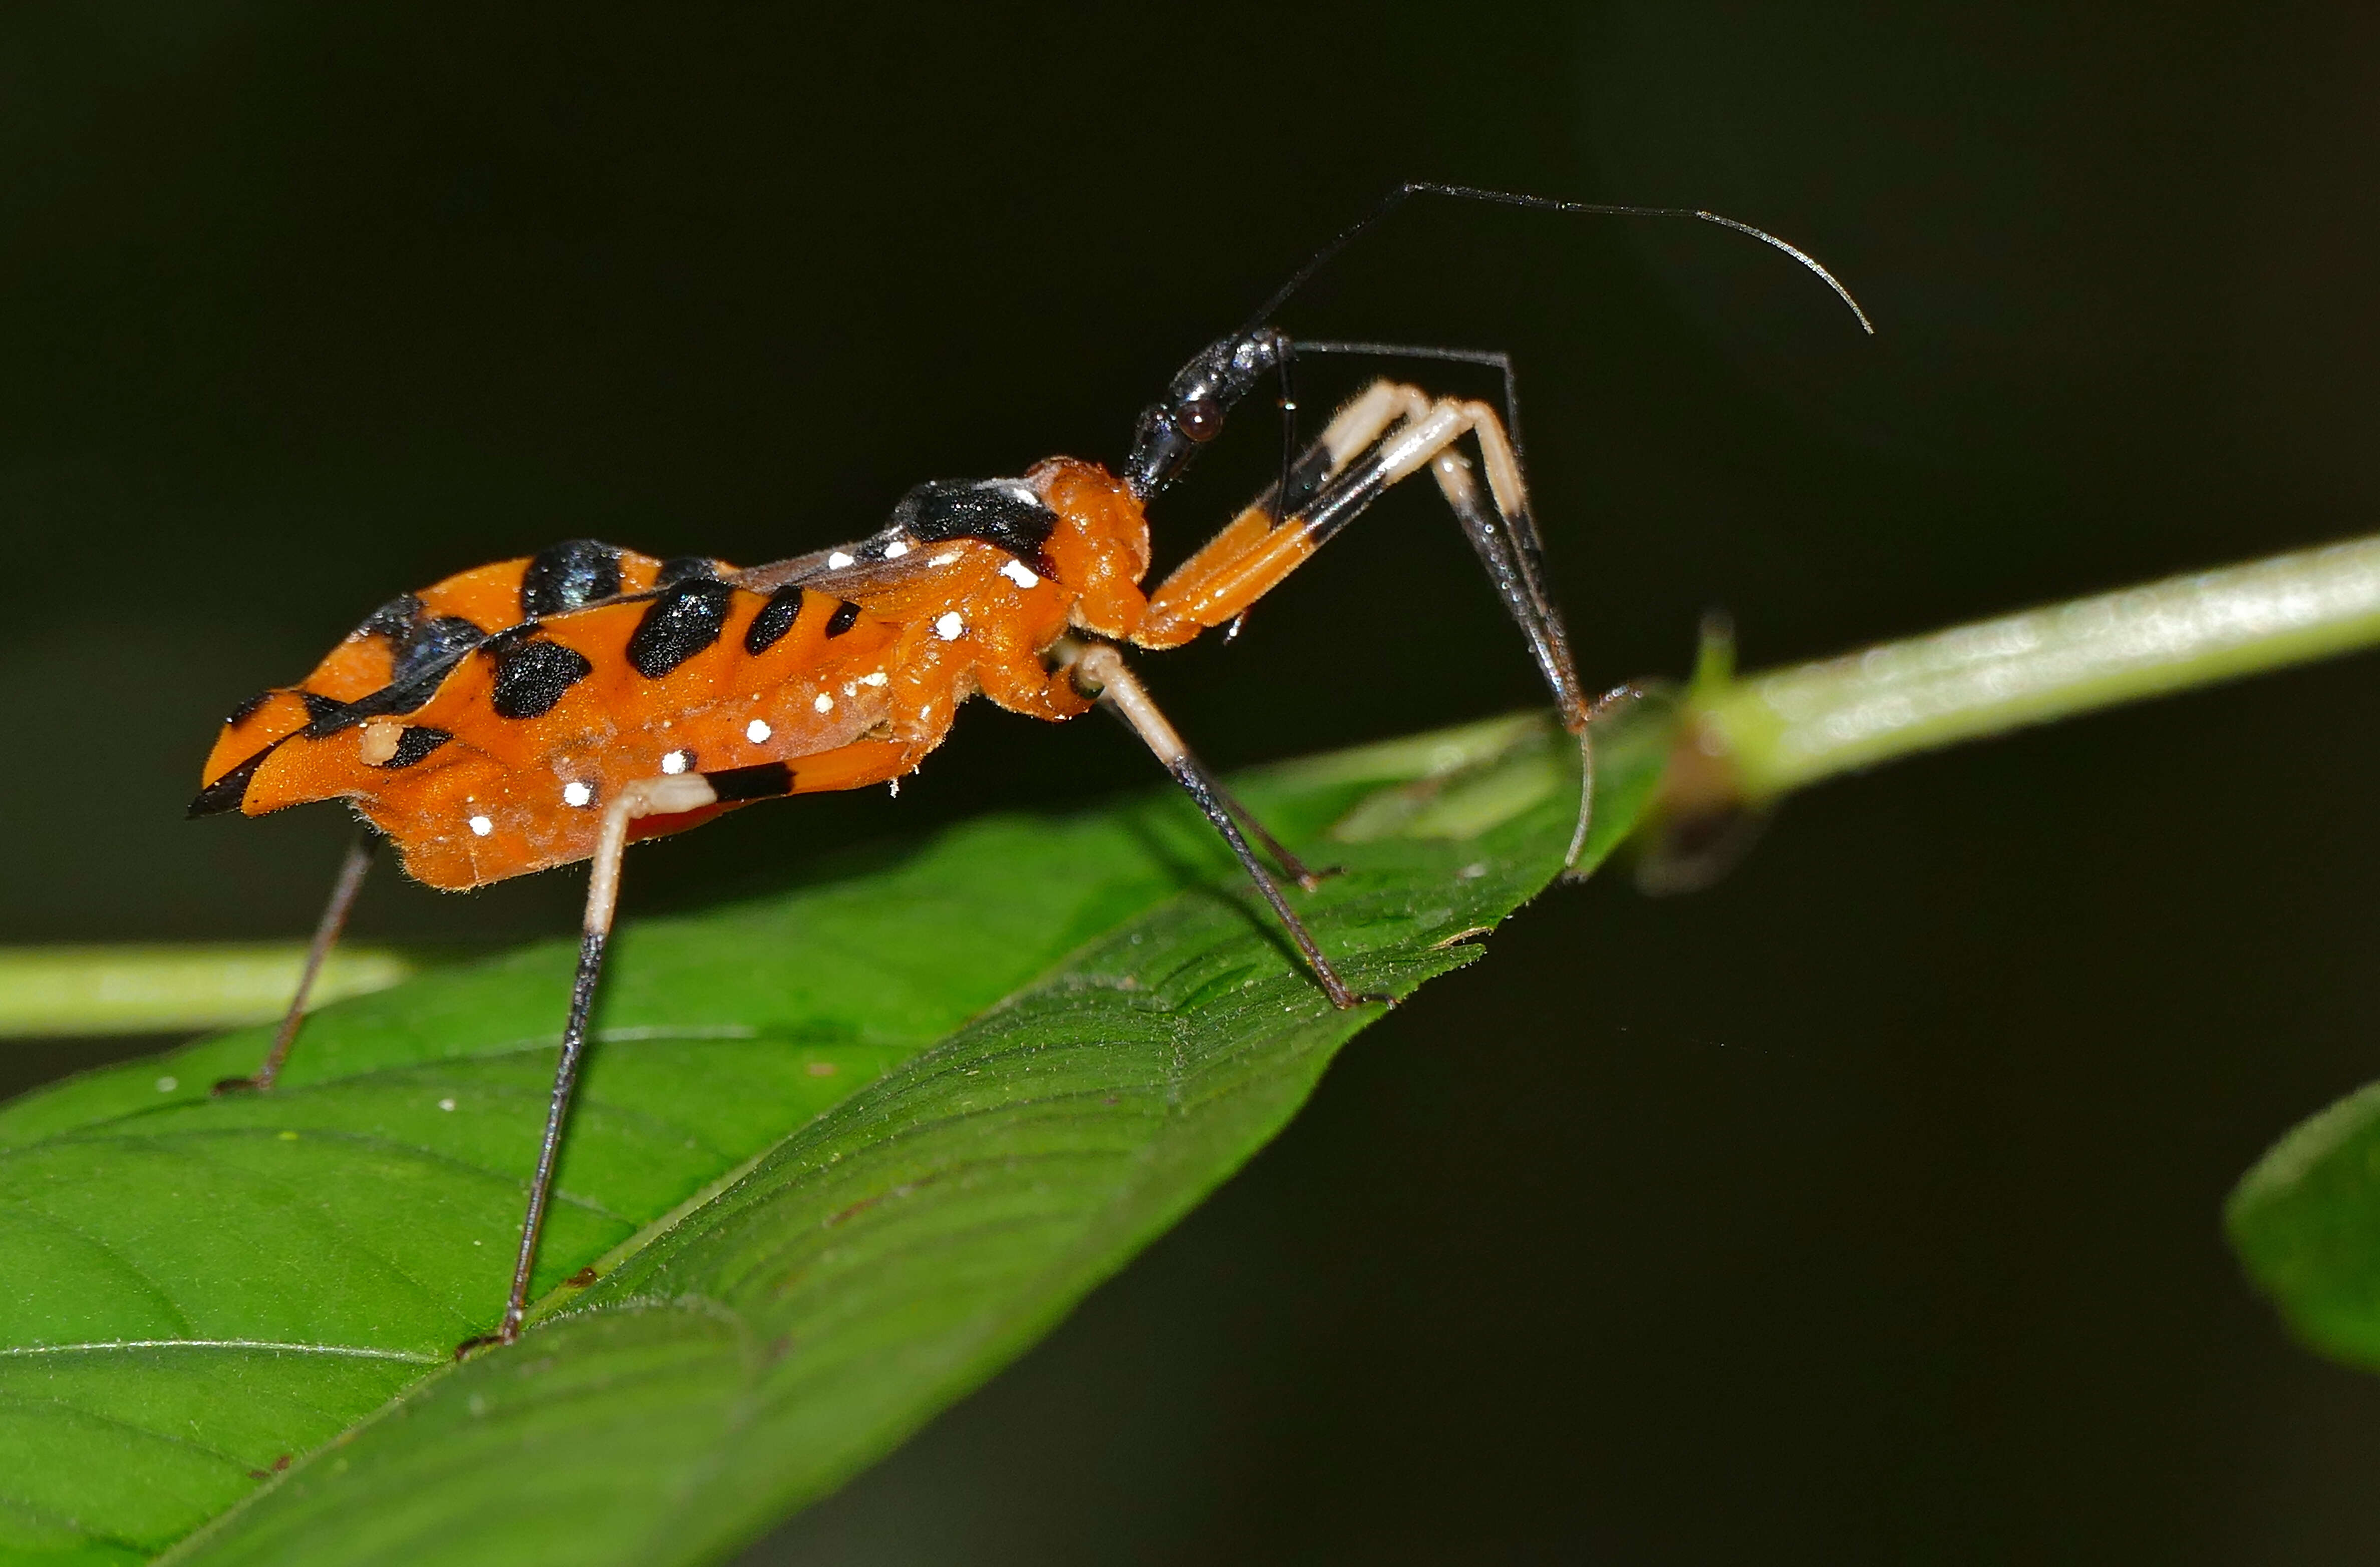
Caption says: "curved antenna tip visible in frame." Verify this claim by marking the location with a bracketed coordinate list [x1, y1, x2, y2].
[1691, 211, 1876, 336]
[1239, 182, 1879, 346]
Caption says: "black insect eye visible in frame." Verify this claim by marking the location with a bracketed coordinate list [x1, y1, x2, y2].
[1177, 398, 1223, 442]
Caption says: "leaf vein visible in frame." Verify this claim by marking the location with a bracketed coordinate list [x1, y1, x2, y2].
[0, 1201, 196, 1337]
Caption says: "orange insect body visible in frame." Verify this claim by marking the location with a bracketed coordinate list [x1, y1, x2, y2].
[191, 457, 1258, 890]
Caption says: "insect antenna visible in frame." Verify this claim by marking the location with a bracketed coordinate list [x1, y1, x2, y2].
[1238, 181, 1875, 340]
[1233, 185, 1873, 584]
[1271, 347, 1297, 524]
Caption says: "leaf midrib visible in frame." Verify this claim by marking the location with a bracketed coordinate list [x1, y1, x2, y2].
[0, 1340, 441, 1363]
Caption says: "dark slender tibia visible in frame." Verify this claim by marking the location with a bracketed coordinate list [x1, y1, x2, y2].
[1205, 774, 1331, 889]
[214, 828, 380, 1096]
[1423, 448, 1589, 731]
[1091, 696, 1326, 887]
[1073, 645, 1374, 1008]
[1164, 754, 1367, 1008]
[467, 926, 608, 1355]
[1446, 482, 1598, 851]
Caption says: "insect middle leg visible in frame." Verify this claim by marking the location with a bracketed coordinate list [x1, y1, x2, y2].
[1201, 771, 1335, 891]
[1067, 643, 1375, 1009]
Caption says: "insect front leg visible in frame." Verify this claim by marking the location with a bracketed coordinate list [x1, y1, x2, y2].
[1135, 380, 1430, 636]
[1422, 421, 1638, 868]
[212, 826, 381, 1095]
[1132, 384, 1615, 865]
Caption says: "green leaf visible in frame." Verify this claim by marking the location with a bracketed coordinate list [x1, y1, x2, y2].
[0, 702, 1674, 1567]
[2227, 1076, 2380, 1370]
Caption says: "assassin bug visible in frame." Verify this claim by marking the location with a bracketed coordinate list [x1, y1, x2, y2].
[190, 184, 1869, 1353]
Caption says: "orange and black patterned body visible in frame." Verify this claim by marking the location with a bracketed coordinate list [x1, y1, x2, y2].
[189, 321, 1624, 1353]
[193, 458, 1155, 890]
[189, 191, 1859, 1355]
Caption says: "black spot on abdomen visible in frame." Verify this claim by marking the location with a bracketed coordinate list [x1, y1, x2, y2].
[825, 600, 861, 638]
[188, 749, 270, 818]
[376, 727, 454, 768]
[520, 540, 625, 617]
[354, 588, 487, 688]
[705, 761, 795, 802]
[745, 585, 806, 654]
[484, 631, 595, 719]
[628, 579, 735, 677]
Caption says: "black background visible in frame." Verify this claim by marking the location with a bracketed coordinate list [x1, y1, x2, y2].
[6, 4, 2380, 1561]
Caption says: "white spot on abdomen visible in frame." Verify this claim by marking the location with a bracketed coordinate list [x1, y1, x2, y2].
[883, 539, 910, 558]
[934, 611, 965, 641]
[826, 550, 855, 569]
[813, 693, 834, 714]
[468, 814, 494, 837]
[660, 750, 690, 775]
[562, 780, 593, 808]
[860, 671, 887, 686]
[746, 718, 772, 743]
[1000, 559, 1040, 589]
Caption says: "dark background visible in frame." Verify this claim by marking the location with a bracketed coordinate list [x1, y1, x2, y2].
[6, 3, 2379, 1560]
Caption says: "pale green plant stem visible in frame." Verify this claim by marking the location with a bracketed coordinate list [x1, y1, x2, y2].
[12, 533, 2380, 1038]
[0, 946, 424, 1038]
[1685, 533, 2380, 800]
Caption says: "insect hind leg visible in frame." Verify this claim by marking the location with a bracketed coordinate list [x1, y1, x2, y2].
[213, 826, 381, 1095]
[459, 762, 787, 1356]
